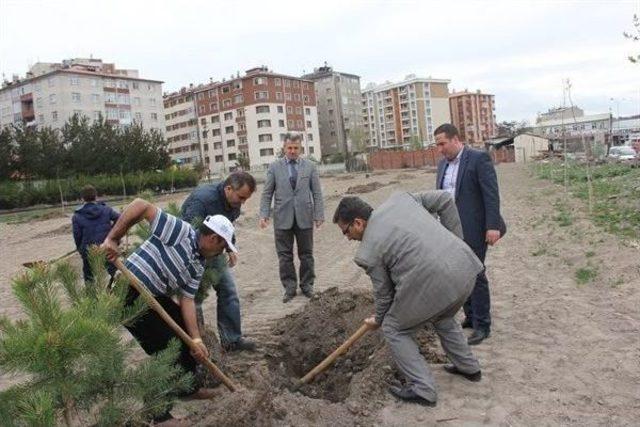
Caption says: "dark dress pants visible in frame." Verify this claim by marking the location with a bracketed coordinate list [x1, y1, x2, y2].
[463, 243, 491, 333]
[274, 219, 314, 296]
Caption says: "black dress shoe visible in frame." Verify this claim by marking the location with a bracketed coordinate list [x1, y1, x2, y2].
[467, 329, 490, 345]
[387, 385, 436, 407]
[461, 318, 473, 329]
[443, 364, 482, 382]
[301, 288, 314, 298]
[223, 338, 257, 352]
[282, 293, 296, 303]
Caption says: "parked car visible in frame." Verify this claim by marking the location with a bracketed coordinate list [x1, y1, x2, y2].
[607, 146, 638, 161]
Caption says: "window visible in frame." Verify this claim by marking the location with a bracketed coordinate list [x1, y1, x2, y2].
[227, 139, 235, 147]
[276, 92, 283, 101]
[284, 79, 291, 87]
[275, 78, 281, 86]
[197, 93, 205, 100]
[223, 99, 231, 107]
[295, 107, 301, 115]
[199, 105, 205, 114]
[279, 119, 285, 127]
[297, 120, 303, 127]
[258, 134, 273, 142]
[260, 148, 274, 156]
[257, 119, 271, 128]
[214, 142, 222, 150]
[305, 108, 311, 115]
[215, 155, 223, 162]
[70, 76, 80, 86]
[277, 105, 284, 113]
[211, 115, 220, 123]
[135, 112, 142, 121]
[253, 77, 266, 85]
[228, 153, 237, 161]
[256, 105, 270, 114]
[222, 85, 230, 93]
[201, 118, 207, 125]
[224, 112, 233, 120]
[239, 136, 247, 144]
[71, 92, 81, 103]
[225, 125, 234, 134]
[238, 123, 246, 131]
[151, 113, 158, 121]
[208, 89, 216, 97]
[309, 146, 314, 154]
[52, 111, 58, 121]
[293, 80, 299, 88]
[287, 106, 293, 114]
[287, 119, 293, 127]
[49, 94, 57, 104]
[233, 81, 242, 90]
[285, 93, 291, 101]
[302, 82, 308, 90]
[212, 129, 221, 136]
[202, 130, 208, 138]
[254, 91, 268, 100]
[132, 82, 139, 90]
[303, 95, 309, 103]
[233, 94, 244, 104]
[307, 133, 313, 141]
[294, 94, 300, 101]
[280, 133, 287, 142]
[150, 98, 157, 107]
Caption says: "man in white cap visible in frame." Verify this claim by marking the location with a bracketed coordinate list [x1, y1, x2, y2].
[101, 198, 237, 425]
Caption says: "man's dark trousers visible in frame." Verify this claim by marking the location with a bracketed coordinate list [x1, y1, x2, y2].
[465, 243, 491, 333]
[274, 219, 314, 296]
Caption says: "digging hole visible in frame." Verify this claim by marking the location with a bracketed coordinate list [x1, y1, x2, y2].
[266, 287, 447, 402]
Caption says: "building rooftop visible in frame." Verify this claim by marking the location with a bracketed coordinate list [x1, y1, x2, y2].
[535, 113, 611, 128]
[362, 74, 450, 92]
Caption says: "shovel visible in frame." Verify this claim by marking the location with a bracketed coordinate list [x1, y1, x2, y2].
[23, 249, 77, 268]
[113, 258, 237, 392]
[293, 321, 376, 390]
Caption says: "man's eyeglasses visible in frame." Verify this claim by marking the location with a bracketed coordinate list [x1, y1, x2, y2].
[342, 221, 353, 236]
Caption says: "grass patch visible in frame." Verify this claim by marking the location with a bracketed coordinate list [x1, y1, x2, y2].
[534, 162, 640, 240]
[575, 265, 599, 285]
[585, 250, 596, 258]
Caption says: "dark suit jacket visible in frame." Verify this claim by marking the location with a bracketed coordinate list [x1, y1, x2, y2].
[436, 146, 505, 256]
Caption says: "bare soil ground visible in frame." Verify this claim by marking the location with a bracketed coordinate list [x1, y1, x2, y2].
[1, 163, 639, 425]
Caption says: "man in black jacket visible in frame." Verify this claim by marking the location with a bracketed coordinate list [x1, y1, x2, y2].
[72, 185, 120, 283]
[435, 124, 505, 345]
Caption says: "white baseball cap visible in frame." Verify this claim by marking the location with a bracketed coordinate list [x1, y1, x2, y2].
[202, 215, 238, 253]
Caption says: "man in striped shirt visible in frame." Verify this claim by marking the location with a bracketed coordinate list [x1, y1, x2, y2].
[102, 198, 236, 424]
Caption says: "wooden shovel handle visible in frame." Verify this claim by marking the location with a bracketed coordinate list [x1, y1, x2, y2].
[114, 258, 237, 392]
[297, 322, 375, 386]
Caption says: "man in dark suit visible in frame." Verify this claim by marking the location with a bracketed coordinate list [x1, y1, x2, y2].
[435, 123, 504, 345]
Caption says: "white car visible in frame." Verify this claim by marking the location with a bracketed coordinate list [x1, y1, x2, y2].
[608, 146, 638, 161]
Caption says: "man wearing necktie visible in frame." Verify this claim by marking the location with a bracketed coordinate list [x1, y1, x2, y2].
[435, 124, 506, 346]
[259, 133, 325, 303]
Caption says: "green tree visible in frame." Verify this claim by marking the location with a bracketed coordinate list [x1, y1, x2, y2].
[0, 254, 192, 426]
[235, 152, 250, 170]
[348, 126, 367, 153]
[408, 134, 423, 150]
[0, 126, 15, 179]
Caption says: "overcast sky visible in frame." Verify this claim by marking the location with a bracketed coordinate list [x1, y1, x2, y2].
[1, 0, 638, 122]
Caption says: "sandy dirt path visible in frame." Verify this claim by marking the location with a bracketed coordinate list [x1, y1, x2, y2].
[1, 163, 638, 425]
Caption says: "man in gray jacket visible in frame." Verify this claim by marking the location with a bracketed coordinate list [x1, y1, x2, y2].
[333, 191, 483, 406]
[259, 133, 324, 303]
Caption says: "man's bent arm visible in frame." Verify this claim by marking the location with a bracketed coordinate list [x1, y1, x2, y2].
[106, 198, 157, 242]
[412, 191, 463, 239]
[179, 296, 202, 340]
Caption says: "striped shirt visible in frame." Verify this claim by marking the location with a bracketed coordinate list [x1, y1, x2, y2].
[125, 208, 205, 298]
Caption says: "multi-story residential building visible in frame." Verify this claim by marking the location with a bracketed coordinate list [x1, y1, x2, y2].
[361, 74, 450, 150]
[532, 112, 612, 137]
[163, 85, 202, 167]
[192, 66, 320, 174]
[449, 89, 497, 145]
[301, 64, 363, 159]
[0, 58, 164, 133]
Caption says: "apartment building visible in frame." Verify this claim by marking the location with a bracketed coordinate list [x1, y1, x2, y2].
[163, 85, 201, 166]
[301, 64, 363, 159]
[449, 89, 497, 145]
[0, 58, 164, 133]
[192, 66, 320, 174]
[361, 75, 450, 150]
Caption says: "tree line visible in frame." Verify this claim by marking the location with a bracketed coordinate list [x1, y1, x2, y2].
[0, 114, 171, 181]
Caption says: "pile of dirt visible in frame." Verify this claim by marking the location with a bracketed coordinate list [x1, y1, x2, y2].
[188, 288, 446, 426]
[346, 181, 399, 194]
